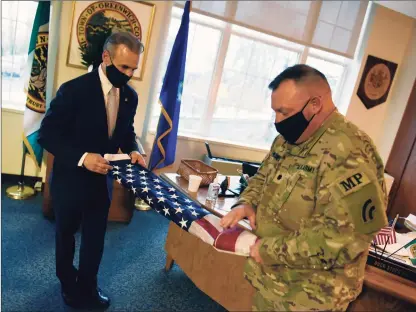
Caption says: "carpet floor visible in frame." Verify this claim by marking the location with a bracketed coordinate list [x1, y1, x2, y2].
[1, 181, 227, 312]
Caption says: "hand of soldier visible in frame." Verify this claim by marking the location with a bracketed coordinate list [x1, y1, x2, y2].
[250, 239, 263, 264]
[83, 153, 113, 175]
[220, 204, 256, 230]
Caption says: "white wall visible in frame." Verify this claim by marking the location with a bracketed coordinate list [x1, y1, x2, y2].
[345, 4, 415, 163]
[2, 2, 416, 177]
[1, 109, 46, 177]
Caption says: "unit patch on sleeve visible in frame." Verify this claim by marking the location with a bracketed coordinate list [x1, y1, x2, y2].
[329, 171, 387, 234]
[335, 172, 371, 196]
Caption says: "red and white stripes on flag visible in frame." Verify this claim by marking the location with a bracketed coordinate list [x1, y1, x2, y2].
[214, 227, 259, 256]
[106, 157, 260, 256]
[373, 226, 397, 245]
[188, 214, 223, 245]
[188, 214, 259, 255]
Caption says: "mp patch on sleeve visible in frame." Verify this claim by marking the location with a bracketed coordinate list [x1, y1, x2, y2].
[334, 172, 371, 196]
[330, 172, 387, 235]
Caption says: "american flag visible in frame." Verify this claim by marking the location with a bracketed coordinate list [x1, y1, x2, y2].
[106, 158, 257, 256]
[373, 225, 397, 245]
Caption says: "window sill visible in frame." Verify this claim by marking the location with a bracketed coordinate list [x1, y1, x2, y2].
[1, 104, 25, 115]
[148, 130, 271, 153]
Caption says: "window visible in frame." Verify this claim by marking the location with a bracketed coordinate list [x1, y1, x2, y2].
[1, 1, 38, 110]
[150, 6, 350, 149]
[305, 48, 350, 104]
[150, 12, 224, 134]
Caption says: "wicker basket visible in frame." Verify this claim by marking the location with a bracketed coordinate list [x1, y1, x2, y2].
[177, 159, 218, 186]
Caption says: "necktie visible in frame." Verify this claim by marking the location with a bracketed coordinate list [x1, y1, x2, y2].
[107, 87, 119, 138]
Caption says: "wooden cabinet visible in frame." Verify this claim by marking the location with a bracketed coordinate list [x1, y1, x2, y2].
[386, 79, 416, 220]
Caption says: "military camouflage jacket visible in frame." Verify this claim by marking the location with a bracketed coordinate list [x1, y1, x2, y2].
[237, 111, 388, 311]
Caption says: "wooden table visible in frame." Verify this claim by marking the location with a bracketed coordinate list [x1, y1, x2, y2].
[162, 173, 251, 230]
[161, 173, 416, 311]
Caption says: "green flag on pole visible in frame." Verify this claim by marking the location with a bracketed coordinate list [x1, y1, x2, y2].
[23, 1, 50, 170]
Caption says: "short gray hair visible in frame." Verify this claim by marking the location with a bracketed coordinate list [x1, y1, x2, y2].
[103, 31, 144, 56]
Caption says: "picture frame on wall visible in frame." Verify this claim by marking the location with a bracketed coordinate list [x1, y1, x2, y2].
[357, 55, 398, 109]
[66, 0, 156, 81]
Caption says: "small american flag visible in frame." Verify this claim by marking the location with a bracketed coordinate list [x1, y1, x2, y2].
[373, 225, 397, 245]
[106, 158, 257, 256]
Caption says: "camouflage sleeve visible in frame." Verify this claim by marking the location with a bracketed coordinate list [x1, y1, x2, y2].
[232, 137, 279, 210]
[258, 160, 388, 269]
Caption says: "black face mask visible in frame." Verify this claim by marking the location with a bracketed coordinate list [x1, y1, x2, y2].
[106, 55, 131, 88]
[274, 99, 315, 144]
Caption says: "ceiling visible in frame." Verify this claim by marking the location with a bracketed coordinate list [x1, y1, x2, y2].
[375, 1, 416, 19]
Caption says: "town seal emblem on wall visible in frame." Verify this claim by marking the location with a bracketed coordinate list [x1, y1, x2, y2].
[357, 55, 398, 110]
[76, 1, 142, 66]
[364, 63, 391, 101]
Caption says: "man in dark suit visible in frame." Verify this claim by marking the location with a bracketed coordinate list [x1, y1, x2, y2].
[38, 32, 146, 310]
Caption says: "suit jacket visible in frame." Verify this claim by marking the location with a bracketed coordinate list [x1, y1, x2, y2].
[38, 69, 139, 201]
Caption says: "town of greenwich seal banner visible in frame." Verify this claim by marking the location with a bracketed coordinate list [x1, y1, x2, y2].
[23, 1, 51, 170]
[26, 32, 48, 114]
[357, 55, 398, 110]
[66, 1, 155, 81]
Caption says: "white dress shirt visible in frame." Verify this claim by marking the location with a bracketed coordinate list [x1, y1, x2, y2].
[78, 64, 119, 167]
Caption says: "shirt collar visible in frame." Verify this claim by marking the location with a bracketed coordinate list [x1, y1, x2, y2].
[98, 63, 117, 95]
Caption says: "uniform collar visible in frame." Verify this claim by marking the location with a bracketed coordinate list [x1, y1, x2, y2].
[98, 63, 118, 95]
[284, 110, 342, 157]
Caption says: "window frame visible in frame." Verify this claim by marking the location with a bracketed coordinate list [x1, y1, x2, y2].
[150, 4, 352, 150]
[1, 1, 39, 112]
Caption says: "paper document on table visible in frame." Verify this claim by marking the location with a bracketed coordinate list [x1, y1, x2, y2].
[404, 214, 416, 231]
[104, 154, 131, 161]
[369, 246, 408, 263]
[375, 232, 416, 256]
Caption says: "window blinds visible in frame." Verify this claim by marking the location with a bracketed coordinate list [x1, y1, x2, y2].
[175, 0, 369, 59]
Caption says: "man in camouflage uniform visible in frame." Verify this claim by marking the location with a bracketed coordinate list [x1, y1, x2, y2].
[220, 65, 388, 311]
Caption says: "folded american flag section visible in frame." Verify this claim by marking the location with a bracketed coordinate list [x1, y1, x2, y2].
[214, 227, 259, 256]
[105, 156, 257, 256]
[373, 225, 397, 245]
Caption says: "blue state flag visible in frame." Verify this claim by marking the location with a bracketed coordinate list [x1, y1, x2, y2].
[148, 1, 190, 171]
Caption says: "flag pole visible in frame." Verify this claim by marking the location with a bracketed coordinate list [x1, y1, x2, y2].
[6, 151, 35, 200]
[139, 0, 191, 210]
[148, 0, 190, 174]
